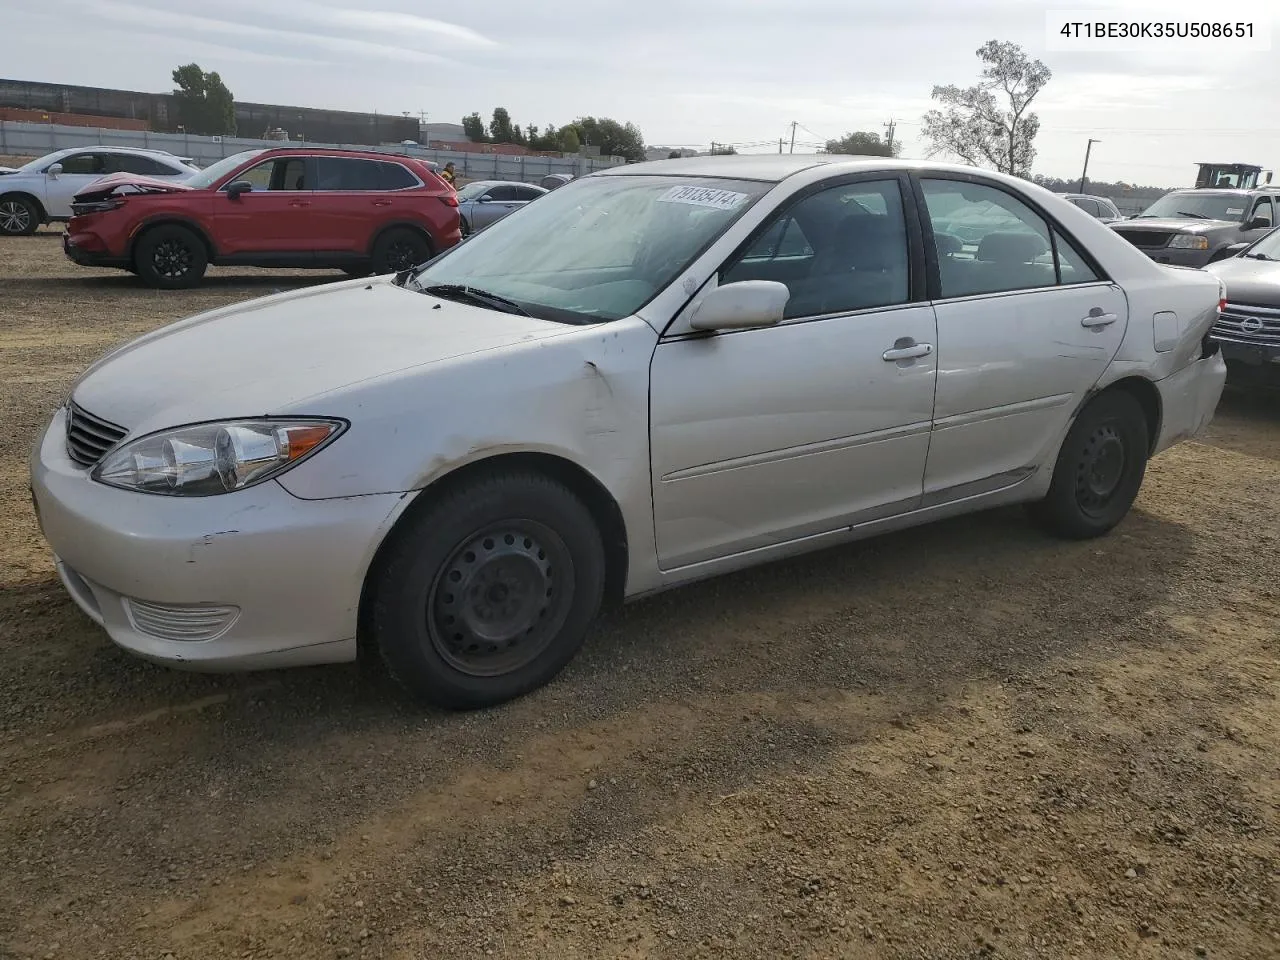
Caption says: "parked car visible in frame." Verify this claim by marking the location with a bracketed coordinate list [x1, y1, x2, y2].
[1060, 193, 1124, 223]
[540, 173, 574, 191]
[455, 180, 547, 236]
[31, 156, 1227, 709]
[61, 147, 461, 287]
[1203, 225, 1280, 387]
[1109, 187, 1278, 267]
[0, 147, 200, 236]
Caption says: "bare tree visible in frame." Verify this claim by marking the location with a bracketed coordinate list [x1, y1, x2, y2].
[921, 40, 1051, 177]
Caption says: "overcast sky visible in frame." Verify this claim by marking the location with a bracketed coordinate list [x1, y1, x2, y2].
[6, 0, 1277, 186]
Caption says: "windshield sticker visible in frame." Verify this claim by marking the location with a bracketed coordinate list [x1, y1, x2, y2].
[1226, 207, 1244, 215]
[657, 186, 749, 210]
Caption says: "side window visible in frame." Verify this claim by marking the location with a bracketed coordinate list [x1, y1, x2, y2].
[1070, 197, 1101, 217]
[1252, 197, 1273, 226]
[488, 185, 518, 201]
[232, 158, 307, 191]
[921, 179, 1057, 298]
[236, 160, 277, 191]
[1054, 230, 1100, 285]
[314, 157, 381, 191]
[378, 162, 418, 190]
[722, 178, 910, 319]
[55, 153, 107, 175]
[513, 186, 543, 202]
[108, 154, 173, 176]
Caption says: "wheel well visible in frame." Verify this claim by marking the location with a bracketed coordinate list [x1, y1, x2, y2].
[1100, 376, 1162, 454]
[0, 191, 47, 221]
[356, 451, 629, 654]
[370, 222, 435, 258]
[129, 220, 215, 264]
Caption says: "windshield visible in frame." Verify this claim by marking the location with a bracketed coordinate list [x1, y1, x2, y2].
[1243, 227, 1280, 260]
[184, 150, 266, 190]
[1138, 192, 1249, 222]
[456, 181, 493, 201]
[410, 174, 771, 323]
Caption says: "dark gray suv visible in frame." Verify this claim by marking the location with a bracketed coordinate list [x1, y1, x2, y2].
[1109, 187, 1278, 267]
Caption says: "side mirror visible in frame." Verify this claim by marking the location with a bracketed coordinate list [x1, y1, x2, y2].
[689, 280, 790, 332]
[47, 163, 63, 178]
[1245, 217, 1272, 231]
[478, 195, 493, 203]
[226, 180, 254, 199]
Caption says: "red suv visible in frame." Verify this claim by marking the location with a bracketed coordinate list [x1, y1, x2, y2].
[63, 147, 461, 288]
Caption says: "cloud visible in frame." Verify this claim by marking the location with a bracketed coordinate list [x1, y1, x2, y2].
[74, 0, 461, 65]
[289, 5, 499, 49]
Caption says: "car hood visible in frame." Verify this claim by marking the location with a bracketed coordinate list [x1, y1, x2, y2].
[71, 172, 195, 202]
[70, 278, 580, 434]
[1203, 256, 1280, 303]
[1112, 218, 1235, 234]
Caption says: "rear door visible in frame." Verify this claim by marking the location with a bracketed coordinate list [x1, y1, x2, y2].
[915, 175, 1128, 503]
[211, 155, 316, 258]
[472, 184, 519, 230]
[309, 156, 396, 257]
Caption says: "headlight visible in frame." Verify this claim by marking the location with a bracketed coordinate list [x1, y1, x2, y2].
[92, 418, 345, 496]
[1168, 235, 1209, 250]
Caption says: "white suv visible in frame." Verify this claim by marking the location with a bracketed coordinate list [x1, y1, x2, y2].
[0, 147, 199, 236]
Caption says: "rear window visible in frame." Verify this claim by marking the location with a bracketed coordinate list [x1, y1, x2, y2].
[315, 157, 382, 191]
[379, 162, 419, 190]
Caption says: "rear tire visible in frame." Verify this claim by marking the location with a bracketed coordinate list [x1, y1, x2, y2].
[1030, 390, 1149, 540]
[0, 196, 40, 236]
[371, 228, 431, 274]
[369, 471, 605, 709]
[134, 224, 208, 289]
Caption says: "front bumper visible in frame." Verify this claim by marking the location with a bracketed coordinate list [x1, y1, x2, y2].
[30, 406, 409, 671]
[1151, 350, 1228, 456]
[63, 231, 129, 269]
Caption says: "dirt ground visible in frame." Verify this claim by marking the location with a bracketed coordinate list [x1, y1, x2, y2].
[1, 232, 1276, 960]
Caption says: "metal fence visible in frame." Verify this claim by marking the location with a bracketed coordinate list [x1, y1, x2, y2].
[0, 120, 626, 183]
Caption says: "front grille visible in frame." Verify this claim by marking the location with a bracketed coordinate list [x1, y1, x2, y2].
[65, 402, 128, 467]
[123, 598, 241, 642]
[1212, 301, 1280, 345]
[1113, 229, 1173, 248]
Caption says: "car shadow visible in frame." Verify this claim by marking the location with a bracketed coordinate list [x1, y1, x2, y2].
[1201, 385, 1280, 463]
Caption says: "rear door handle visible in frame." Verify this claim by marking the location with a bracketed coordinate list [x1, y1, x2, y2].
[1081, 311, 1118, 328]
[882, 341, 934, 361]
[373, 199, 391, 207]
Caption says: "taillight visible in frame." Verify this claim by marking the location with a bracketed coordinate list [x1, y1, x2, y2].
[1218, 297, 1227, 314]
[438, 193, 458, 208]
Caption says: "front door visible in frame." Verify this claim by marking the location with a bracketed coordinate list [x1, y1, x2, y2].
[915, 176, 1129, 501]
[43, 151, 112, 218]
[649, 175, 939, 569]
[471, 184, 520, 230]
[211, 155, 316, 258]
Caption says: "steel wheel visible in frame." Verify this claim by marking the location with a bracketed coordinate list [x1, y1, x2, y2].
[426, 520, 574, 677]
[1074, 422, 1126, 517]
[0, 198, 35, 236]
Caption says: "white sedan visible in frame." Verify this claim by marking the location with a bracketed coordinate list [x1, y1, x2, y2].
[0, 147, 199, 235]
[31, 156, 1227, 708]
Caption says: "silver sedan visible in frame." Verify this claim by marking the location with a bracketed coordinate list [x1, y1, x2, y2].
[456, 179, 547, 235]
[31, 156, 1227, 709]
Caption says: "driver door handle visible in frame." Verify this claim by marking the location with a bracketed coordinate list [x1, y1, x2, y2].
[882, 340, 934, 361]
[1081, 311, 1117, 328]
[288, 199, 311, 207]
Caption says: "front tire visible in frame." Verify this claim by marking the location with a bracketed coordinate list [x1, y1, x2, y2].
[1031, 390, 1149, 539]
[134, 224, 208, 289]
[370, 471, 605, 709]
[0, 196, 40, 236]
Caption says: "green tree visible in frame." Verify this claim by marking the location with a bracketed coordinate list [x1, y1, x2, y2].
[560, 126, 581, 153]
[461, 112, 488, 142]
[709, 144, 737, 155]
[572, 116, 646, 162]
[825, 131, 899, 157]
[921, 40, 1051, 177]
[171, 63, 236, 136]
[489, 107, 516, 143]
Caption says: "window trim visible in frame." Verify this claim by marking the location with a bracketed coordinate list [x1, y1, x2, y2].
[217, 155, 314, 193]
[49, 151, 107, 175]
[909, 171, 1112, 304]
[1251, 195, 1274, 224]
[708, 170, 928, 327]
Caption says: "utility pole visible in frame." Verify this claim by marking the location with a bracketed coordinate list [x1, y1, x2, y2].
[789, 121, 797, 154]
[1078, 138, 1100, 193]
[884, 118, 897, 155]
[779, 137, 783, 154]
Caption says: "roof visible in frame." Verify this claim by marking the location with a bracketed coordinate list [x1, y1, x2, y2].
[594, 153, 1006, 184]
